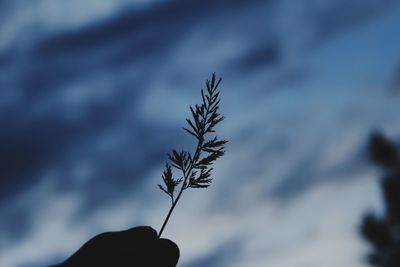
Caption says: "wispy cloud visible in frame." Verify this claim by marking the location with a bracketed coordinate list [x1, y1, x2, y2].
[2, 1, 400, 267]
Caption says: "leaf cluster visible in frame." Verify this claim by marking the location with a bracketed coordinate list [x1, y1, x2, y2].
[158, 73, 227, 202]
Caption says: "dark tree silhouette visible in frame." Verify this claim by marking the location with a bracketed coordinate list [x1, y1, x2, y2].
[360, 132, 400, 266]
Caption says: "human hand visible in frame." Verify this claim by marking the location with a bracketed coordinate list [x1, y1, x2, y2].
[53, 226, 179, 267]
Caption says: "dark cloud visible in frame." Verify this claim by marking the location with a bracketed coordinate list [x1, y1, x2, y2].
[0, 49, 14, 68]
[1, 0, 399, 266]
[33, 0, 255, 60]
[309, 0, 397, 46]
[0, 202, 32, 247]
[0, 85, 141, 202]
[390, 63, 400, 92]
[0, 120, 72, 201]
[236, 43, 282, 71]
[271, 165, 318, 200]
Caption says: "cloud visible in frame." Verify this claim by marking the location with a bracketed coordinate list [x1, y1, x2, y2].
[2, 1, 400, 267]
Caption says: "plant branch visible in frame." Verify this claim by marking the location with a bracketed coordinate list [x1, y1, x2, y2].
[157, 73, 227, 238]
[158, 136, 203, 238]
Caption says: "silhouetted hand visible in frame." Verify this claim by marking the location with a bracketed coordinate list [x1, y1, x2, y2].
[53, 226, 179, 267]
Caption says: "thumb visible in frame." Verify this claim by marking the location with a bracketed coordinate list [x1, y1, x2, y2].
[151, 238, 180, 266]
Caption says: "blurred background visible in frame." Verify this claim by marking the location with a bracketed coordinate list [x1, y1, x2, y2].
[1, 0, 400, 266]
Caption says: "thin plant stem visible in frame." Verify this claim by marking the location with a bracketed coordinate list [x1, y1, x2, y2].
[158, 185, 183, 238]
[158, 139, 203, 238]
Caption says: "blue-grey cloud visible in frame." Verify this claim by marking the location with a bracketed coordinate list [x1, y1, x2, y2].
[2, 1, 400, 267]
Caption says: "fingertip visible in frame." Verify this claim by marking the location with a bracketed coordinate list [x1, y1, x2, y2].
[159, 238, 179, 250]
[129, 226, 157, 236]
[124, 226, 158, 239]
[116, 226, 158, 247]
[157, 238, 180, 266]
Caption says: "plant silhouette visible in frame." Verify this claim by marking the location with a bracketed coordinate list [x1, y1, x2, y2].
[158, 73, 227, 238]
[53, 74, 226, 267]
[360, 132, 400, 266]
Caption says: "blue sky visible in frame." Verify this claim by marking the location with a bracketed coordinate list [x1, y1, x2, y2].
[1, 1, 400, 266]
